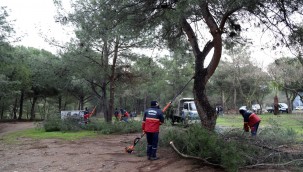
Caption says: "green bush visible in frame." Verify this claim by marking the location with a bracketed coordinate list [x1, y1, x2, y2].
[59, 117, 84, 132]
[87, 120, 141, 134]
[42, 115, 61, 132]
[42, 116, 142, 134]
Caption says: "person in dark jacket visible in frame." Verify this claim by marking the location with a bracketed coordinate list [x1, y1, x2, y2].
[142, 101, 164, 160]
[114, 108, 120, 121]
[239, 108, 261, 136]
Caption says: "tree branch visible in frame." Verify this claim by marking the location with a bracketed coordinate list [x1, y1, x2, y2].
[169, 141, 224, 169]
[242, 159, 303, 169]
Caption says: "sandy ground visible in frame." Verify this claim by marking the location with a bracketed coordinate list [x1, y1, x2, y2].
[0, 122, 295, 172]
[0, 122, 223, 172]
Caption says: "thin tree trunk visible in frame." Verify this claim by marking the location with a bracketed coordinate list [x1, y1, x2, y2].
[30, 96, 38, 120]
[79, 95, 84, 110]
[102, 82, 109, 121]
[13, 97, 18, 120]
[58, 95, 62, 112]
[285, 90, 292, 113]
[18, 90, 24, 120]
[1, 102, 4, 119]
[108, 38, 119, 123]
[274, 95, 279, 115]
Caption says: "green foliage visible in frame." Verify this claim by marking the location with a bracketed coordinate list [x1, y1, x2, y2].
[41, 115, 62, 132]
[84, 119, 142, 134]
[160, 125, 247, 171]
[42, 115, 85, 132]
[258, 118, 297, 144]
[42, 116, 141, 134]
[160, 122, 303, 171]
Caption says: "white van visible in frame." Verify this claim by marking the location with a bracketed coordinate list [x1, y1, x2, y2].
[278, 103, 288, 113]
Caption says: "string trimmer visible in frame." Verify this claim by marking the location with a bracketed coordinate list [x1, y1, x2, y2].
[125, 76, 194, 154]
[125, 133, 145, 153]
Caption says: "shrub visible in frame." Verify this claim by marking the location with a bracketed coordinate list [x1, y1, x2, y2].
[42, 116, 142, 134]
[42, 115, 61, 132]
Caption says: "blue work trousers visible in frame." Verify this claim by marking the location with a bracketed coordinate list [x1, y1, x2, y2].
[146, 132, 159, 158]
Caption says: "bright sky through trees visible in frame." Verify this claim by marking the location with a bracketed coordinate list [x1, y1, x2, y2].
[1, 0, 293, 66]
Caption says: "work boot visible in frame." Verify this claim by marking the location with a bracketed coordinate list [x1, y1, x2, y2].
[150, 157, 160, 161]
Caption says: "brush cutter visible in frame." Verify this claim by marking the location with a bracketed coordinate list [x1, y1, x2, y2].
[125, 133, 145, 153]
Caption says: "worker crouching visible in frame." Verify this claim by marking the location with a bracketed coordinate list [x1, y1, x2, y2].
[239, 109, 261, 136]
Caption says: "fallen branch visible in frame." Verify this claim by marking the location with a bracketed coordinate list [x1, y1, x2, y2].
[242, 159, 303, 169]
[169, 141, 224, 168]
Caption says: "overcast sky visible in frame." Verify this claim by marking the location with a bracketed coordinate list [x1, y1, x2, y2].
[2, 0, 72, 54]
[2, 0, 292, 67]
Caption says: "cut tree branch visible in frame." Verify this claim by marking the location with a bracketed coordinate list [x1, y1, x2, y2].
[169, 141, 224, 169]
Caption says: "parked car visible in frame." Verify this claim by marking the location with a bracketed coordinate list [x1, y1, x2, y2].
[265, 103, 288, 113]
[295, 106, 303, 110]
[278, 103, 288, 113]
[252, 104, 261, 112]
[266, 106, 274, 113]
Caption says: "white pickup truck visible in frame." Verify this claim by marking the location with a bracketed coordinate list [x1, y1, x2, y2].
[170, 98, 199, 125]
[60, 110, 86, 119]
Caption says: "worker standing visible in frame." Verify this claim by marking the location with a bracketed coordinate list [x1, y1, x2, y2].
[142, 101, 164, 160]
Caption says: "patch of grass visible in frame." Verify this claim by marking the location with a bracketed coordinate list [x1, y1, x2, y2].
[1, 128, 98, 144]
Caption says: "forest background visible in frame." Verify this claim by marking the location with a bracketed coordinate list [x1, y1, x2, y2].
[1, 0, 303, 125]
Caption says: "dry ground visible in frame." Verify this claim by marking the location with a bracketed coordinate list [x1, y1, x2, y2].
[0, 122, 296, 172]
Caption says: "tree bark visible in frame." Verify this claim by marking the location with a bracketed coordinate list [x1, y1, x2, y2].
[58, 95, 62, 112]
[18, 90, 24, 120]
[180, 2, 230, 130]
[13, 97, 18, 120]
[108, 38, 119, 123]
[274, 95, 279, 115]
[30, 95, 38, 120]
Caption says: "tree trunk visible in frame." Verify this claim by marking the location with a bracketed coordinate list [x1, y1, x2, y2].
[180, 2, 234, 130]
[13, 97, 18, 120]
[30, 95, 38, 120]
[193, 56, 217, 131]
[58, 95, 62, 112]
[274, 95, 279, 115]
[285, 90, 292, 114]
[79, 95, 84, 110]
[102, 82, 109, 122]
[1, 102, 4, 120]
[18, 90, 24, 120]
[108, 38, 119, 123]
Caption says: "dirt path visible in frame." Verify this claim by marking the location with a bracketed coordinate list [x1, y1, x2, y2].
[0, 122, 293, 172]
[0, 122, 36, 137]
[0, 122, 221, 172]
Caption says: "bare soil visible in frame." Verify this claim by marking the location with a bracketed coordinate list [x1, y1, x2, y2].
[0, 122, 296, 172]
